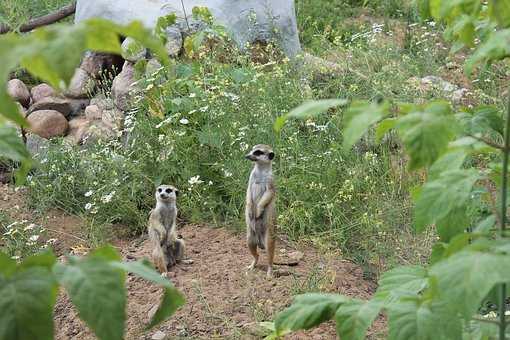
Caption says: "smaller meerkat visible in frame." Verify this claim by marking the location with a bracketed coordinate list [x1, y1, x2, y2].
[245, 144, 277, 277]
[148, 185, 185, 273]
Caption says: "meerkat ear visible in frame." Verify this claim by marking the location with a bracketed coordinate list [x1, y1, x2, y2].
[175, 189, 179, 196]
[268, 152, 275, 160]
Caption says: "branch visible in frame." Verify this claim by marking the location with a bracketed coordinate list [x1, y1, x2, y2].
[0, 2, 76, 34]
[467, 133, 506, 151]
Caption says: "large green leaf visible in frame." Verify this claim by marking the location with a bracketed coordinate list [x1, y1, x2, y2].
[428, 148, 467, 180]
[488, 0, 510, 28]
[430, 250, 510, 318]
[466, 29, 510, 74]
[0, 265, 58, 340]
[273, 99, 348, 132]
[413, 169, 479, 232]
[0, 253, 16, 277]
[456, 105, 504, 137]
[387, 296, 462, 340]
[111, 260, 185, 329]
[375, 265, 428, 306]
[435, 207, 470, 242]
[335, 298, 383, 340]
[396, 102, 456, 170]
[342, 100, 390, 151]
[274, 293, 348, 334]
[54, 247, 126, 340]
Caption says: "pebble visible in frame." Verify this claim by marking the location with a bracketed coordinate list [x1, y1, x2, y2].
[151, 330, 166, 340]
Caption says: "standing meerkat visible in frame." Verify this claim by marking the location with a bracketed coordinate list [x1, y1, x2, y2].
[245, 144, 277, 277]
[148, 184, 186, 273]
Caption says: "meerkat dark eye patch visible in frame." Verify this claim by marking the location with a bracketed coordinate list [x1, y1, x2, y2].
[175, 190, 179, 196]
[268, 152, 275, 160]
[253, 150, 263, 156]
[158, 188, 162, 193]
[165, 188, 172, 193]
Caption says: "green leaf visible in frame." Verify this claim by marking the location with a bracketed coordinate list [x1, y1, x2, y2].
[435, 207, 469, 242]
[0, 252, 16, 277]
[387, 295, 462, 340]
[457, 105, 504, 136]
[111, 260, 185, 329]
[274, 99, 348, 132]
[375, 265, 428, 306]
[413, 169, 479, 232]
[0, 125, 30, 162]
[428, 149, 467, 180]
[430, 250, 510, 318]
[19, 251, 56, 271]
[396, 101, 456, 170]
[274, 293, 348, 333]
[375, 117, 397, 142]
[466, 29, 510, 74]
[343, 100, 390, 151]
[0, 267, 58, 340]
[473, 214, 496, 233]
[488, 0, 510, 28]
[335, 299, 383, 340]
[54, 251, 126, 340]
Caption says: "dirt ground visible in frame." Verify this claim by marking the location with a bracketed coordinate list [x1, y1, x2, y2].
[0, 183, 384, 339]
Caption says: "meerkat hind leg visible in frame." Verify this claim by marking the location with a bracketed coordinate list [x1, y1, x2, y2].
[266, 235, 275, 278]
[247, 241, 259, 270]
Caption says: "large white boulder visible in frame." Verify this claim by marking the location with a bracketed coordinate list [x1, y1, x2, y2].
[75, 0, 301, 57]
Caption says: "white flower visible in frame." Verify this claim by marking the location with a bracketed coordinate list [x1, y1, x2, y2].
[180, 118, 190, 125]
[85, 203, 93, 210]
[189, 93, 196, 98]
[223, 170, 233, 178]
[23, 223, 37, 231]
[101, 191, 116, 204]
[145, 84, 154, 91]
[46, 238, 57, 245]
[188, 175, 204, 186]
[29, 235, 40, 242]
[11, 256, 20, 260]
[199, 106, 209, 112]
[84, 190, 93, 197]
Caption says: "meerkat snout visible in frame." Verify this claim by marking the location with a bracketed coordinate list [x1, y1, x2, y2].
[245, 145, 275, 163]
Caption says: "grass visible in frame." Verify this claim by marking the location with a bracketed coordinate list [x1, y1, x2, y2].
[6, 0, 506, 271]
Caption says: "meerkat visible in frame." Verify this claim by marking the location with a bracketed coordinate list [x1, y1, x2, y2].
[148, 184, 186, 273]
[245, 144, 277, 277]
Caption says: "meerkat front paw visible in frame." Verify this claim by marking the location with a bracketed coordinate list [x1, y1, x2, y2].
[255, 206, 263, 218]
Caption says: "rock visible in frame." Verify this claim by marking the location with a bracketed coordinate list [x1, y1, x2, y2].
[80, 51, 124, 78]
[65, 68, 96, 98]
[82, 121, 117, 145]
[68, 98, 91, 117]
[451, 88, 468, 104]
[111, 61, 138, 111]
[26, 134, 51, 158]
[67, 117, 92, 144]
[30, 83, 56, 103]
[90, 96, 114, 111]
[147, 304, 159, 320]
[420, 76, 456, 92]
[27, 110, 69, 139]
[28, 97, 72, 118]
[102, 108, 124, 129]
[145, 58, 163, 76]
[151, 330, 167, 340]
[7, 79, 31, 107]
[163, 26, 182, 57]
[75, 0, 302, 57]
[121, 37, 147, 62]
[85, 105, 103, 120]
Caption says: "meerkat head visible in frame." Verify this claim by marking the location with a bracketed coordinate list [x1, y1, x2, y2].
[245, 144, 275, 164]
[155, 185, 179, 204]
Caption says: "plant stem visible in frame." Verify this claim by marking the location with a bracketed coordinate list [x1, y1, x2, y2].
[499, 93, 510, 340]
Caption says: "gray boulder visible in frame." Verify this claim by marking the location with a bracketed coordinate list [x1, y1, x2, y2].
[29, 97, 73, 118]
[27, 110, 69, 139]
[75, 0, 301, 57]
[111, 61, 138, 111]
[7, 79, 31, 108]
[65, 68, 96, 98]
[164, 26, 183, 57]
[121, 37, 148, 62]
[31, 83, 56, 103]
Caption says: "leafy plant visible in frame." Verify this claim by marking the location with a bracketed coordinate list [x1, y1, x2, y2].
[0, 246, 184, 340]
[271, 0, 510, 339]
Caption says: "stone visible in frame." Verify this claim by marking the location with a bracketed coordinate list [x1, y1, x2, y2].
[151, 330, 167, 340]
[27, 110, 69, 139]
[28, 97, 72, 118]
[67, 117, 92, 144]
[30, 83, 56, 103]
[111, 61, 138, 111]
[420, 75, 456, 92]
[7, 79, 31, 107]
[75, 0, 301, 57]
[85, 105, 103, 120]
[102, 108, 124, 129]
[82, 121, 117, 145]
[80, 51, 124, 78]
[145, 58, 163, 77]
[65, 68, 96, 98]
[91, 96, 114, 111]
[26, 134, 51, 158]
[164, 26, 182, 57]
[68, 98, 91, 117]
[121, 37, 147, 62]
